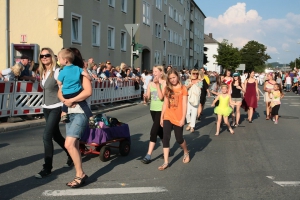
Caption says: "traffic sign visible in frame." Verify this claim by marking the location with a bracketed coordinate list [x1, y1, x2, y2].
[124, 24, 139, 37]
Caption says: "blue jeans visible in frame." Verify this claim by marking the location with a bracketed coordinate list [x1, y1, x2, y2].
[286, 84, 291, 91]
[43, 107, 70, 170]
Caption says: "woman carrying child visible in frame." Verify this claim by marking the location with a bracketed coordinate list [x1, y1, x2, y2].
[159, 69, 190, 170]
[211, 84, 234, 136]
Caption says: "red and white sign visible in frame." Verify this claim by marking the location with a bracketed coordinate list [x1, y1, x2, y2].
[20, 34, 27, 43]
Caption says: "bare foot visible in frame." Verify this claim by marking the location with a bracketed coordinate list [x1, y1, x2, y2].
[229, 128, 234, 134]
[215, 132, 219, 136]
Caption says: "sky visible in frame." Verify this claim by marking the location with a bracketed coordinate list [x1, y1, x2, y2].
[195, 0, 300, 64]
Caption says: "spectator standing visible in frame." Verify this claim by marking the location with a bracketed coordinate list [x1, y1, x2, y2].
[19, 55, 36, 81]
[142, 70, 153, 105]
[0, 63, 23, 81]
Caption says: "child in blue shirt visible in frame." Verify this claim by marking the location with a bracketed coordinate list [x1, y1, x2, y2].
[57, 49, 92, 122]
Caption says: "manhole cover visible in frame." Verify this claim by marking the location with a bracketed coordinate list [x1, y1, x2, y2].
[279, 116, 299, 119]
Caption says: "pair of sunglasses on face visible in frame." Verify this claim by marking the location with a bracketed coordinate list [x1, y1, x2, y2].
[40, 54, 51, 59]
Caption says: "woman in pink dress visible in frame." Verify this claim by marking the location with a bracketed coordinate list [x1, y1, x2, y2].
[242, 71, 259, 123]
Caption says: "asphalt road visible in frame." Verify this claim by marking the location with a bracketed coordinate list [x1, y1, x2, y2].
[1, 86, 300, 199]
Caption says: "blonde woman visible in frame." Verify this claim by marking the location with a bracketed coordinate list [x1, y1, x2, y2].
[197, 71, 210, 119]
[141, 66, 166, 164]
[185, 69, 202, 132]
[0, 63, 23, 81]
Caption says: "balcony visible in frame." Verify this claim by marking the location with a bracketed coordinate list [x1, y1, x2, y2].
[190, 49, 193, 56]
[190, 13, 194, 22]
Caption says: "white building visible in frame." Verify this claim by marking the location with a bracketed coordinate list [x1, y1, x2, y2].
[204, 33, 219, 72]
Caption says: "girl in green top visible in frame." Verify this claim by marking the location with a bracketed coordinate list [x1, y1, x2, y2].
[141, 66, 166, 164]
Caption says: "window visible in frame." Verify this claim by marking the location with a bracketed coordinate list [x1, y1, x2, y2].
[71, 13, 82, 44]
[155, 23, 161, 38]
[92, 20, 100, 46]
[169, 5, 173, 18]
[107, 26, 115, 49]
[164, 0, 167, 5]
[121, 0, 127, 12]
[173, 9, 177, 21]
[156, 0, 162, 10]
[179, 14, 183, 25]
[186, 20, 189, 30]
[143, 2, 150, 25]
[164, 14, 167, 26]
[163, 40, 166, 56]
[168, 29, 173, 42]
[173, 55, 176, 66]
[121, 30, 127, 51]
[179, 35, 182, 46]
[168, 54, 172, 65]
[154, 51, 161, 65]
[108, 0, 115, 7]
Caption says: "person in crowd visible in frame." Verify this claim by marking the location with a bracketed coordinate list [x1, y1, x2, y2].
[31, 63, 41, 82]
[87, 57, 94, 69]
[264, 73, 276, 120]
[223, 69, 233, 92]
[281, 71, 286, 89]
[56, 49, 92, 123]
[58, 47, 91, 188]
[211, 74, 224, 123]
[19, 55, 36, 81]
[142, 70, 153, 105]
[185, 69, 202, 133]
[276, 74, 282, 89]
[270, 83, 284, 124]
[159, 69, 190, 171]
[211, 84, 234, 135]
[141, 66, 166, 164]
[0, 63, 23, 81]
[35, 47, 72, 179]
[259, 73, 265, 86]
[105, 61, 112, 77]
[230, 73, 245, 127]
[90, 63, 98, 79]
[242, 70, 259, 123]
[166, 65, 172, 73]
[285, 73, 292, 92]
[98, 63, 107, 80]
[197, 70, 210, 120]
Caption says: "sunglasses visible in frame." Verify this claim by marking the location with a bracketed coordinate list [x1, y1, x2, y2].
[40, 54, 51, 59]
[192, 73, 199, 75]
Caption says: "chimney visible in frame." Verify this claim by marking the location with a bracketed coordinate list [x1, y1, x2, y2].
[209, 33, 212, 38]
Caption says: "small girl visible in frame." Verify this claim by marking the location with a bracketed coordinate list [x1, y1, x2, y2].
[159, 69, 189, 170]
[211, 84, 234, 136]
[270, 83, 284, 124]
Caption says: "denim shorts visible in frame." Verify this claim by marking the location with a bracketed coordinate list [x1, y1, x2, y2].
[231, 98, 242, 102]
[66, 113, 88, 139]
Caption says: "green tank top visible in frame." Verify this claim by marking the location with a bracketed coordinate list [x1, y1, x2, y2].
[150, 84, 164, 111]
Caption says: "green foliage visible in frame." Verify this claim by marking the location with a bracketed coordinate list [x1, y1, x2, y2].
[240, 40, 271, 72]
[289, 56, 300, 69]
[213, 39, 241, 71]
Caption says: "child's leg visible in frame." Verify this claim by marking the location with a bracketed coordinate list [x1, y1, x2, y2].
[215, 114, 222, 135]
[223, 116, 234, 134]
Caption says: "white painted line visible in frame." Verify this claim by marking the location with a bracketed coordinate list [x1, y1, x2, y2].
[42, 187, 168, 197]
[289, 102, 300, 104]
[258, 88, 264, 97]
[289, 105, 299, 106]
[274, 181, 300, 187]
[266, 176, 275, 180]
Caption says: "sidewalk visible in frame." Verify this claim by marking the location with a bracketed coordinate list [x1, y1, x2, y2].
[0, 100, 141, 133]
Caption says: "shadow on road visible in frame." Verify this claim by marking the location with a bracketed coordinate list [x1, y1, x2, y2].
[0, 143, 9, 149]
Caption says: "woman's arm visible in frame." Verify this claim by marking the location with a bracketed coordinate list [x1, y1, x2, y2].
[160, 96, 168, 127]
[180, 95, 188, 127]
[58, 76, 92, 107]
[255, 80, 259, 100]
[144, 83, 151, 101]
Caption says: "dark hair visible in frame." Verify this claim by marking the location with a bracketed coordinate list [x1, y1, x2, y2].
[224, 69, 231, 77]
[69, 47, 84, 68]
[275, 83, 283, 95]
[232, 75, 242, 87]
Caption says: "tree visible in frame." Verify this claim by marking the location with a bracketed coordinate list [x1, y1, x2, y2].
[213, 39, 241, 71]
[289, 56, 300, 69]
[240, 40, 271, 72]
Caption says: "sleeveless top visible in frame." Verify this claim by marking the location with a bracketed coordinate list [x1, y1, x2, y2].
[150, 84, 164, 111]
[223, 78, 232, 86]
[231, 85, 242, 98]
[219, 95, 230, 108]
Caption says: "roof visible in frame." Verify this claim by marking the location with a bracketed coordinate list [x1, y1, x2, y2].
[204, 34, 219, 44]
[192, 0, 206, 18]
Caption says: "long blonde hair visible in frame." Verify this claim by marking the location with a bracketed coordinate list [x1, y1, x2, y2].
[11, 63, 23, 77]
[153, 65, 166, 80]
[38, 47, 57, 79]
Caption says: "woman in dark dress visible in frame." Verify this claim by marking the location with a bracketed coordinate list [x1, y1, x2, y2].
[242, 71, 259, 123]
[197, 71, 210, 119]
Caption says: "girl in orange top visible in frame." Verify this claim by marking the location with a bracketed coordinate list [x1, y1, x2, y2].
[159, 69, 189, 170]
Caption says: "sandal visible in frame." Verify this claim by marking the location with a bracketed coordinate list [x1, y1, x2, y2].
[215, 132, 219, 136]
[66, 175, 88, 188]
[158, 163, 169, 171]
[183, 153, 190, 163]
[234, 124, 239, 127]
[229, 128, 234, 134]
[186, 125, 191, 131]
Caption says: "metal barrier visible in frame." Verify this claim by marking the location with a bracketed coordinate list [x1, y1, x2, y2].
[0, 79, 141, 118]
[0, 81, 14, 117]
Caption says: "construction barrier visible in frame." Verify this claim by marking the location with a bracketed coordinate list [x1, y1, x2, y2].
[0, 79, 141, 118]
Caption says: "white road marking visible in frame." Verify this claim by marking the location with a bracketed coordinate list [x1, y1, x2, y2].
[266, 176, 275, 180]
[289, 105, 299, 106]
[274, 181, 300, 187]
[289, 102, 300, 104]
[42, 187, 168, 196]
[258, 88, 264, 96]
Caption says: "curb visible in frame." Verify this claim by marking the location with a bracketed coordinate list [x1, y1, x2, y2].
[0, 101, 139, 133]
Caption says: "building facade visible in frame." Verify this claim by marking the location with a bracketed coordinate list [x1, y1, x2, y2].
[204, 33, 220, 72]
[0, 0, 205, 71]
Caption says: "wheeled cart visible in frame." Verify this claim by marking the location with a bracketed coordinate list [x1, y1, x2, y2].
[79, 123, 131, 162]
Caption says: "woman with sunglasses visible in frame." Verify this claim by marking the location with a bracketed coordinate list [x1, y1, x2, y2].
[35, 48, 72, 179]
[185, 69, 202, 133]
[264, 73, 276, 120]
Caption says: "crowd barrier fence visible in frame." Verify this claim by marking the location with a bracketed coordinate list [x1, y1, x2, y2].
[0, 80, 141, 118]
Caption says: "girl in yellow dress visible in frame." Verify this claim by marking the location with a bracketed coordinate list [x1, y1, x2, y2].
[211, 84, 235, 135]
